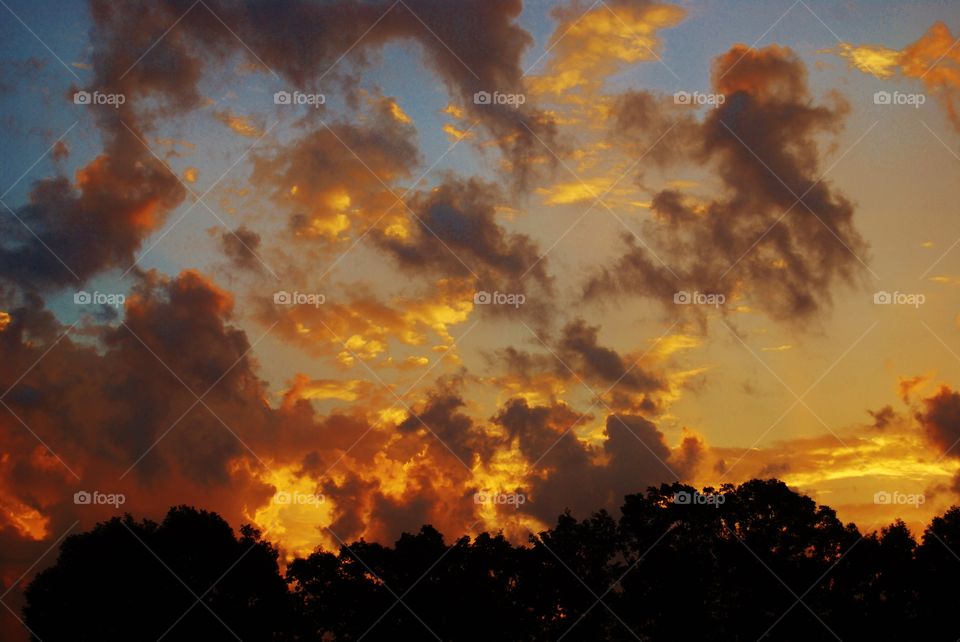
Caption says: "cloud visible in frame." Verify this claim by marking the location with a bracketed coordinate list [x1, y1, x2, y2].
[256, 278, 473, 364]
[868, 405, 897, 430]
[87, 0, 559, 189]
[825, 42, 901, 78]
[213, 109, 265, 138]
[51, 140, 69, 162]
[902, 22, 960, 131]
[0, 153, 186, 291]
[398, 384, 501, 466]
[218, 225, 263, 271]
[492, 398, 683, 523]
[529, 0, 685, 97]
[587, 44, 867, 323]
[371, 177, 553, 305]
[487, 321, 679, 415]
[280, 373, 373, 405]
[250, 115, 419, 242]
[918, 385, 960, 455]
[899, 374, 931, 403]
[558, 319, 663, 395]
[0, 271, 279, 561]
[0, 270, 492, 577]
[825, 22, 960, 132]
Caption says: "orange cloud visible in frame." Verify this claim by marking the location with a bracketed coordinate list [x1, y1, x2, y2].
[529, 1, 685, 96]
[825, 42, 901, 78]
[214, 109, 265, 138]
[827, 22, 960, 131]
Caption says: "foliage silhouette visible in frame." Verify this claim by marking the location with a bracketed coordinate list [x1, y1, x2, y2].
[23, 480, 960, 641]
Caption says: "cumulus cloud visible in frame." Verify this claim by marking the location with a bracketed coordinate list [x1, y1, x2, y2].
[250, 114, 419, 242]
[373, 178, 545, 281]
[826, 21, 960, 132]
[488, 319, 672, 414]
[0, 271, 482, 572]
[370, 178, 554, 319]
[398, 385, 501, 466]
[86, 0, 558, 188]
[493, 398, 683, 523]
[918, 386, 960, 456]
[0, 152, 186, 291]
[256, 277, 473, 364]
[587, 44, 867, 322]
[559, 319, 663, 395]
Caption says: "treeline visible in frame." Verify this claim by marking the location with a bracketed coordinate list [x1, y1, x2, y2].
[23, 480, 960, 641]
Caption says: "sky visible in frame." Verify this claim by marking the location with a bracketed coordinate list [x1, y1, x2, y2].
[1, 0, 960, 635]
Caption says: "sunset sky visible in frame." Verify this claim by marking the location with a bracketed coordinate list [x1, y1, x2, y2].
[2, 0, 960, 634]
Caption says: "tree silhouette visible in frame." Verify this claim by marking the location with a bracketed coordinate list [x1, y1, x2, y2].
[22, 482, 960, 641]
[23, 506, 292, 641]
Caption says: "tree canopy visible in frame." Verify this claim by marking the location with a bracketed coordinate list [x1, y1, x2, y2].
[23, 480, 960, 641]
